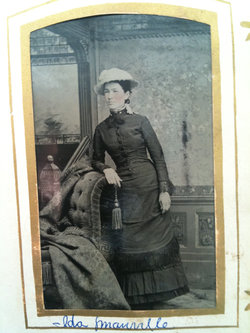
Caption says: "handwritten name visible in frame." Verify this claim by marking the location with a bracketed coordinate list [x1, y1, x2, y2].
[53, 315, 168, 331]
[95, 316, 168, 331]
[53, 315, 88, 328]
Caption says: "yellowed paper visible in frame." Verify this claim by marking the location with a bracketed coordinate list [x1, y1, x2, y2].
[0, 0, 249, 332]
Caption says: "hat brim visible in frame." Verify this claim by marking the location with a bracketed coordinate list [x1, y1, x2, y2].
[94, 79, 139, 95]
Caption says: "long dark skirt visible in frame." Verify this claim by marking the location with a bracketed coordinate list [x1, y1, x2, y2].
[101, 160, 189, 305]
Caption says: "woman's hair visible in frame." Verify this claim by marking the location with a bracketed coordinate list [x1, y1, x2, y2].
[104, 80, 132, 94]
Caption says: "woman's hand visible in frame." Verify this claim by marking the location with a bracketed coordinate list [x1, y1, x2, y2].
[159, 192, 171, 214]
[103, 168, 122, 187]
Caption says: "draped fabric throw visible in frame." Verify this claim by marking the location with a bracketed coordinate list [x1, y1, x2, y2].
[40, 156, 130, 310]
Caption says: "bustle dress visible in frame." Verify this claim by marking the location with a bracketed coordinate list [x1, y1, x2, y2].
[92, 109, 189, 306]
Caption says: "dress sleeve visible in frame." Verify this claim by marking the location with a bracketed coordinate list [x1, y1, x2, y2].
[91, 126, 110, 173]
[141, 116, 174, 194]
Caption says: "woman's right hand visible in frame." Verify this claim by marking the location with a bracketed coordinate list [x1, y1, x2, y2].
[103, 168, 122, 187]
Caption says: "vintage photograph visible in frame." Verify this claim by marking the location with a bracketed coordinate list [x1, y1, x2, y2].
[30, 14, 216, 311]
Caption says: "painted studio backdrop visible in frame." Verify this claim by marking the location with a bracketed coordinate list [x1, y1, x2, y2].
[31, 14, 215, 308]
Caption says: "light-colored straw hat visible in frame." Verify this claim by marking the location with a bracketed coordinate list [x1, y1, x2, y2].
[94, 68, 139, 95]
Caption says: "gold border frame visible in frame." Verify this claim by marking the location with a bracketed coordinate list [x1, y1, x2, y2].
[7, 0, 240, 329]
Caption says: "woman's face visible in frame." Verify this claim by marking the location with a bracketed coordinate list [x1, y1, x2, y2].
[103, 82, 130, 110]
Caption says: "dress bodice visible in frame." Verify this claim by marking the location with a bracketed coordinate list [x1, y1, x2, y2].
[92, 111, 173, 193]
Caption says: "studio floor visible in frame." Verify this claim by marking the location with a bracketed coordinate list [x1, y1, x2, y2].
[152, 289, 216, 309]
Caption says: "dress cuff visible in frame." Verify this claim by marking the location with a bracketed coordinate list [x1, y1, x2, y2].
[100, 165, 111, 172]
[159, 181, 174, 194]
[91, 160, 111, 173]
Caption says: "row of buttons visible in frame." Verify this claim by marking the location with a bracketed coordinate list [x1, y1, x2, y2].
[115, 126, 132, 172]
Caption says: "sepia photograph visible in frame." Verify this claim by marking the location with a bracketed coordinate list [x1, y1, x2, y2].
[3, 0, 250, 331]
[30, 13, 217, 311]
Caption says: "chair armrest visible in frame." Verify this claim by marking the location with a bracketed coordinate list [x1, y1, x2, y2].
[68, 171, 107, 242]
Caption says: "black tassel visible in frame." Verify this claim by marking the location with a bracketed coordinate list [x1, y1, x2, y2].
[112, 185, 123, 230]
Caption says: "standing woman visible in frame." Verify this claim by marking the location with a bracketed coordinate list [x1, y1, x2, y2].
[92, 68, 189, 309]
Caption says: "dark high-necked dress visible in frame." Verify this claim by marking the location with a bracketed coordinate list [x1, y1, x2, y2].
[92, 109, 189, 305]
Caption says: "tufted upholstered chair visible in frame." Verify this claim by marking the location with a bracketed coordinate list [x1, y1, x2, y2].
[67, 170, 116, 259]
[41, 169, 117, 308]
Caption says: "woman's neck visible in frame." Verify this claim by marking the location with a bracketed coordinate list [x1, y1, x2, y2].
[109, 104, 126, 113]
